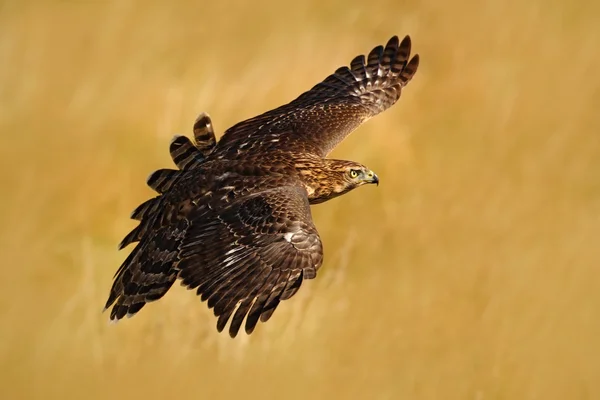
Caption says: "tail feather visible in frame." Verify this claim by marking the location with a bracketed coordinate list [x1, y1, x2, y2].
[192, 112, 216, 155]
[146, 169, 180, 194]
[130, 196, 161, 221]
[169, 136, 205, 169]
[168, 112, 217, 170]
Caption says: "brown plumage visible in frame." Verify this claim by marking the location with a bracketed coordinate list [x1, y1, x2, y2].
[105, 35, 419, 337]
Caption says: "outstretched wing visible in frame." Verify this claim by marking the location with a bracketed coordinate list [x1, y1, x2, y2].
[104, 218, 189, 321]
[105, 166, 190, 319]
[215, 35, 419, 158]
[177, 186, 323, 337]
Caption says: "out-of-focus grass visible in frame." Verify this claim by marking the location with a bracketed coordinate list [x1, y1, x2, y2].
[1, 0, 600, 399]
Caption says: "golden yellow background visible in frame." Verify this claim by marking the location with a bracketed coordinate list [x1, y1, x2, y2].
[2, 0, 599, 399]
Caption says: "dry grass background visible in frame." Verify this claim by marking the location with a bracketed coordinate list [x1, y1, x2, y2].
[1, 0, 600, 399]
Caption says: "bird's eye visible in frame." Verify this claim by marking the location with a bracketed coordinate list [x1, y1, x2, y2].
[349, 170, 359, 178]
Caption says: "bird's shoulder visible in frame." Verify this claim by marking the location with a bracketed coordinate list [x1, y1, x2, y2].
[167, 156, 307, 213]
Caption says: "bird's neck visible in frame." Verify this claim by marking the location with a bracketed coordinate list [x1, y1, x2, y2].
[293, 158, 350, 204]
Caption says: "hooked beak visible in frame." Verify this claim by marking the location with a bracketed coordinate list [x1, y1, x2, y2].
[372, 173, 379, 186]
[364, 170, 379, 186]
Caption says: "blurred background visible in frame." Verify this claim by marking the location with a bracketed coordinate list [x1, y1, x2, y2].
[1, 0, 600, 399]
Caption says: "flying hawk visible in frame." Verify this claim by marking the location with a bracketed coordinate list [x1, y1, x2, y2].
[105, 35, 419, 337]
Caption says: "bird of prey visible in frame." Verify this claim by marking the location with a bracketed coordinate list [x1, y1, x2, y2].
[105, 35, 419, 337]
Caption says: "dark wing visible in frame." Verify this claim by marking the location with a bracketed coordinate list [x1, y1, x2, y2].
[214, 35, 419, 158]
[104, 218, 189, 321]
[104, 167, 189, 319]
[177, 186, 323, 337]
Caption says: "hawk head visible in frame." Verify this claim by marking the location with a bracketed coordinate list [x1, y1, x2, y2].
[302, 159, 379, 204]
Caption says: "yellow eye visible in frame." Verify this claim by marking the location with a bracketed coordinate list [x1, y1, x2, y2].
[349, 170, 358, 178]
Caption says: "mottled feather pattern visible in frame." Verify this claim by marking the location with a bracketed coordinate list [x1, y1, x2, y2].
[215, 35, 419, 157]
[177, 186, 322, 336]
[107, 219, 189, 320]
[105, 35, 419, 337]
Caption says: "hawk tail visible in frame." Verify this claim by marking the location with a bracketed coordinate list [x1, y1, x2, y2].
[192, 112, 216, 155]
[146, 168, 180, 194]
[169, 135, 206, 169]
[168, 112, 217, 170]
